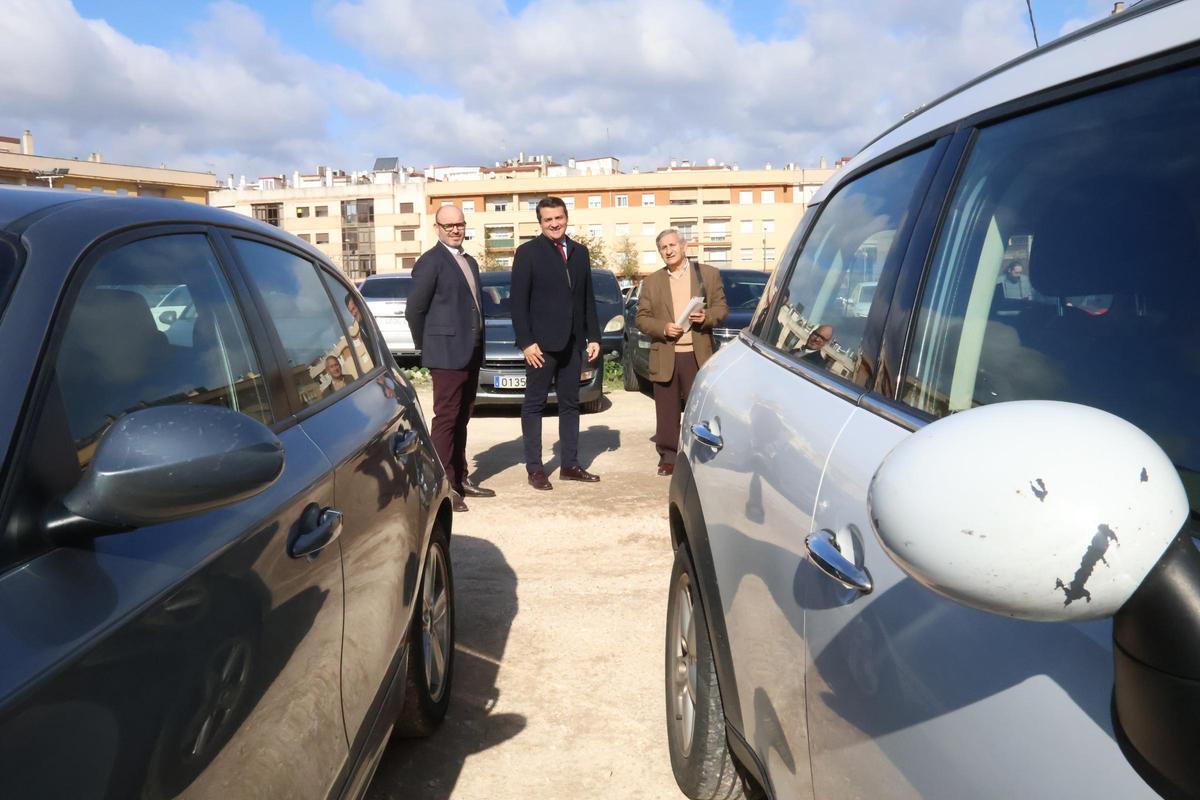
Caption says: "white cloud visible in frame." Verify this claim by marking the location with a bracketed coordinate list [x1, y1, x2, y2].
[0, 0, 1035, 177]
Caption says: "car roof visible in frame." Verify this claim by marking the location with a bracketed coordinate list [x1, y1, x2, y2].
[363, 271, 412, 280]
[817, 0, 1198, 203]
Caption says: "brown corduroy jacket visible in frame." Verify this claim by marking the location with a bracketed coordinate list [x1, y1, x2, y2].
[635, 261, 729, 383]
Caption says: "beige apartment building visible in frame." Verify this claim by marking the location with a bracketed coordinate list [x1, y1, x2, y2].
[0, 130, 216, 203]
[209, 161, 427, 280]
[426, 162, 837, 274]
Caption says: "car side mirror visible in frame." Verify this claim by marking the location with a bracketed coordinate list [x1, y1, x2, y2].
[868, 400, 1188, 621]
[61, 404, 284, 531]
[158, 309, 178, 325]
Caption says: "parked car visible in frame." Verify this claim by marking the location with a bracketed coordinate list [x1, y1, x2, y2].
[593, 268, 626, 359]
[623, 267, 767, 391]
[474, 270, 604, 412]
[0, 187, 455, 799]
[360, 272, 419, 364]
[665, 3, 1200, 799]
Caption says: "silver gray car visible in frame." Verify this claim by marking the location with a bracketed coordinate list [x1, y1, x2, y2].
[666, 2, 1200, 798]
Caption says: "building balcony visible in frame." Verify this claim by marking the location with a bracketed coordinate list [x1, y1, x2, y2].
[486, 237, 515, 250]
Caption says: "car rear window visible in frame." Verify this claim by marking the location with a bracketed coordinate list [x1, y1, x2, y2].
[360, 276, 412, 300]
[592, 271, 622, 304]
[721, 273, 768, 310]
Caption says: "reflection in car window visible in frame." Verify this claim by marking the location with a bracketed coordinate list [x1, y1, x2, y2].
[760, 148, 931, 381]
[321, 271, 377, 373]
[234, 239, 364, 408]
[902, 63, 1200, 511]
[56, 234, 271, 466]
[721, 273, 768, 309]
[592, 271, 623, 304]
[0, 239, 15, 316]
[480, 274, 514, 318]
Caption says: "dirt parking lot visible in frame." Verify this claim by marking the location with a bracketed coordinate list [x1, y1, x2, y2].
[366, 386, 686, 799]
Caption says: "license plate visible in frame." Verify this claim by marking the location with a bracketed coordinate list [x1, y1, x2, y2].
[493, 375, 526, 389]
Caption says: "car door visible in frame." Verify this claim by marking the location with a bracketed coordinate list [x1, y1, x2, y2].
[226, 236, 433, 748]
[801, 61, 1200, 798]
[683, 145, 940, 799]
[0, 228, 349, 799]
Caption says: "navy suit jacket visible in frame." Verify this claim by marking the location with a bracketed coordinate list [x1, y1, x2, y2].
[405, 243, 484, 370]
[511, 234, 600, 355]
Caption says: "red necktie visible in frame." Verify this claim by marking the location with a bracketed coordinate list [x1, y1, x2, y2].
[558, 240, 567, 262]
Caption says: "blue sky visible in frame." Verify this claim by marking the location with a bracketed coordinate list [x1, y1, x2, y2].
[8, 1, 1114, 178]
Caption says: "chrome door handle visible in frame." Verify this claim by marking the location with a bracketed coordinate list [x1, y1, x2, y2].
[391, 429, 420, 458]
[805, 529, 873, 593]
[691, 422, 723, 450]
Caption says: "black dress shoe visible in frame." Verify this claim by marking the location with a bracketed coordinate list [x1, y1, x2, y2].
[528, 470, 554, 491]
[560, 465, 600, 482]
[460, 478, 496, 498]
[451, 491, 469, 513]
[657, 463, 674, 476]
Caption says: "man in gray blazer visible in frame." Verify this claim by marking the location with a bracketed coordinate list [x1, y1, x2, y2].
[406, 205, 495, 511]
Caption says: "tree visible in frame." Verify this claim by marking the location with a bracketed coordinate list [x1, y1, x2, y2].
[570, 230, 608, 271]
[613, 236, 639, 281]
[478, 249, 506, 272]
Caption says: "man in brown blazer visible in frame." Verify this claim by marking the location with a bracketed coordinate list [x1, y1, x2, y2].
[636, 229, 728, 476]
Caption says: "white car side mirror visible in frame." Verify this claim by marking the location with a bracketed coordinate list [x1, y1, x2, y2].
[868, 401, 1188, 621]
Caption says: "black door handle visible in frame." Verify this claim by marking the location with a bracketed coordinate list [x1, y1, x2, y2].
[289, 503, 343, 559]
[391, 429, 420, 459]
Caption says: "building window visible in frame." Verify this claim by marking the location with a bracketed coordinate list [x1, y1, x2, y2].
[564, 197, 576, 210]
[299, 233, 312, 243]
[341, 198, 374, 224]
[739, 191, 753, 204]
[740, 219, 753, 233]
[496, 256, 513, 268]
[763, 219, 776, 233]
[463, 200, 476, 213]
[762, 190, 776, 204]
[642, 222, 655, 236]
[764, 247, 776, 261]
[588, 195, 601, 209]
[465, 228, 476, 241]
[316, 233, 330, 244]
[399, 228, 415, 241]
[296, 206, 310, 218]
[398, 202, 414, 214]
[705, 249, 730, 263]
[615, 195, 628, 207]
[402, 257, 416, 269]
[706, 221, 728, 241]
[492, 200, 508, 212]
[252, 203, 282, 227]
[642, 193, 655, 206]
[740, 248, 752, 262]
[315, 205, 328, 217]
[615, 222, 629, 236]
[343, 254, 377, 280]
[642, 250, 657, 264]
[566, 225, 577, 236]
[588, 224, 603, 238]
[441, 200, 455, 207]
[674, 222, 695, 240]
[526, 198, 541, 210]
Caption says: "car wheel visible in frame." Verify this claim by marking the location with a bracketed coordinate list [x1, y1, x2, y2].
[622, 344, 640, 392]
[666, 545, 747, 799]
[396, 524, 454, 737]
[582, 395, 604, 413]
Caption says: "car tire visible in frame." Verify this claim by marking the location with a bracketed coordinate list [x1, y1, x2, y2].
[665, 544, 748, 799]
[396, 524, 454, 737]
[622, 344, 640, 392]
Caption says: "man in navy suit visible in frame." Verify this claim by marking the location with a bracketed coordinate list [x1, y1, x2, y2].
[511, 196, 602, 490]
[406, 204, 495, 511]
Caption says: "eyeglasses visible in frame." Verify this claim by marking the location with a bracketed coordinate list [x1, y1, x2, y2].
[437, 222, 466, 231]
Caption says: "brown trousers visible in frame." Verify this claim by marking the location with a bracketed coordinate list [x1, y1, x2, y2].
[653, 351, 700, 466]
[430, 345, 481, 492]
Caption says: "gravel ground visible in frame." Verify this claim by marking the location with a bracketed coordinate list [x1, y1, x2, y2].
[366, 385, 686, 800]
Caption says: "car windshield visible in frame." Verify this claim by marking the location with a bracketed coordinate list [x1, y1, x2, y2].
[360, 276, 412, 300]
[722, 273, 768, 309]
[593, 271, 623, 305]
[481, 276, 513, 318]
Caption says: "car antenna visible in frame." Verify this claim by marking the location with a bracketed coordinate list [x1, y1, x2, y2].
[1025, 0, 1040, 48]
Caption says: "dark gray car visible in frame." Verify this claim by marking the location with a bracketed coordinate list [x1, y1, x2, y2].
[0, 187, 454, 799]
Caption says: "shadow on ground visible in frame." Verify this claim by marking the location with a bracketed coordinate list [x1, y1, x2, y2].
[365, 535, 523, 800]
[469, 422, 621, 484]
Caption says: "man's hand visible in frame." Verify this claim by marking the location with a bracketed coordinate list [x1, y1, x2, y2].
[586, 341, 601, 362]
[524, 343, 545, 368]
[688, 308, 706, 326]
[665, 322, 684, 339]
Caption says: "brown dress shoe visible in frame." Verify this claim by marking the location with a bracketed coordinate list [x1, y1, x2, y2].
[451, 490, 469, 513]
[657, 463, 674, 476]
[460, 477, 496, 498]
[528, 470, 554, 491]
[560, 465, 600, 482]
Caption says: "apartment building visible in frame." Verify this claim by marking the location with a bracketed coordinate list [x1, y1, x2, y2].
[425, 159, 836, 274]
[0, 130, 217, 203]
[209, 160, 427, 280]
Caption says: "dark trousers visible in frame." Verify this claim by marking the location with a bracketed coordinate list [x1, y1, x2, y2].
[653, 351, 700, 465]
[430, 345, 482, 491]
[522, 339, 582, 472]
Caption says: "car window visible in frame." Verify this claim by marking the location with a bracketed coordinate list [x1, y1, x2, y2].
[56, 234, 271, 466]
[721, 273, 768, 310]
[360, 276, 412, 300]
[592, 271, 623, 304]
[760, 147, 932, 380]
[901, 63, 1200, 511]
[321, 270, 377, 373]
[233, 238, 363, 408]
[481, 277, 513, 318]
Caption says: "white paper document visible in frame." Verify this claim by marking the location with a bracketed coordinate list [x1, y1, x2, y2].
[676, 296, 705, 332]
